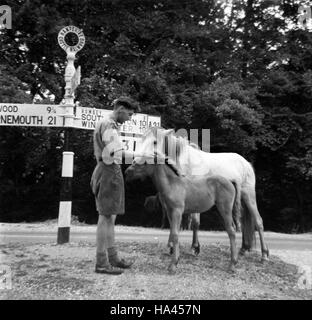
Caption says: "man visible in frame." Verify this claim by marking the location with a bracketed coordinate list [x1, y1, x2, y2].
[91, 96, 139, 275]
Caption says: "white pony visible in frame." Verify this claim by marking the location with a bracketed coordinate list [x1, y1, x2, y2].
[136, 127, 269, 261]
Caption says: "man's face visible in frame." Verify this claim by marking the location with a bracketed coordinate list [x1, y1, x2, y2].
[117, 106, 134, 124]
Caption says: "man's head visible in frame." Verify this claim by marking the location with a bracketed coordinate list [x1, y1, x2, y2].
[112, 96, 138, 124]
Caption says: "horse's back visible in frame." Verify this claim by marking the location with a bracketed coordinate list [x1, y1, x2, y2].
[187, 150, 255, 187]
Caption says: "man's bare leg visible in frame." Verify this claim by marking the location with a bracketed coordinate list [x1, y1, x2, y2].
[95, 215, 123, 274]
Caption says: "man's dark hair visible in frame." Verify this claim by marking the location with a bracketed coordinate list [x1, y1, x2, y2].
[113, 96, 138, 112]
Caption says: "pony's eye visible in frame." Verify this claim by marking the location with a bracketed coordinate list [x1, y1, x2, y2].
[153, 140, 157, 145]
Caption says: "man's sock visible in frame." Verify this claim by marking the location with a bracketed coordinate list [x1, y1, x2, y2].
[107, 246, 120, 264]
[96, 251, 110, 267]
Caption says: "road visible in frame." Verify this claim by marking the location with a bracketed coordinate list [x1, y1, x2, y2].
[1, 228, 311, 251]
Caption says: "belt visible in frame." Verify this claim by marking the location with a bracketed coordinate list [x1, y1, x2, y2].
[97, 157, 120, 166]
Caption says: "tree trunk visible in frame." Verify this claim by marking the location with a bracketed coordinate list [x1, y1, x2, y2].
[241, 0, 254, 79]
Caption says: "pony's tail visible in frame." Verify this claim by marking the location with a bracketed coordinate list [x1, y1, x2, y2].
[232, 182, 242, 232]
[241, 199, 256, 251]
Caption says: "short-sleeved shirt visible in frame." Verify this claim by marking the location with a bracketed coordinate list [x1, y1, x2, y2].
[93, 115, 124, 165]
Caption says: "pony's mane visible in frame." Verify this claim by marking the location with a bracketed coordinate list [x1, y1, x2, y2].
[142, 126, 164, 139]
[142, 127, 200, 163]
[165, 160, 181, 177]
[166, 134, 199, 160]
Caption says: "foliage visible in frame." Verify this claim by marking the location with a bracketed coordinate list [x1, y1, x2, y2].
[0, 0, 311, 232]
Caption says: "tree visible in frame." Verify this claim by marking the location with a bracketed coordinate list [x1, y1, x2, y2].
[0, 0, 311, 232]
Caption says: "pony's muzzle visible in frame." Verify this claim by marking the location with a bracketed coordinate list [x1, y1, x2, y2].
[124, 167, 134, 182]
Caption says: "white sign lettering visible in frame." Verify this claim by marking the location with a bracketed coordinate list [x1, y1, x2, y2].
[0, 5, 12, 30]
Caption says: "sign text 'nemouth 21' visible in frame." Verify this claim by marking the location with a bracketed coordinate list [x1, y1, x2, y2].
[0, 104, 63, 127]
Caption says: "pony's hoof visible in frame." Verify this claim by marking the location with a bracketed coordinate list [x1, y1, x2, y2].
[168, 264, 177, 274]
[261, 256, 269, 263]
[265, 248, 270, 258]
[192, 246, 200, 256]
[227, 263, 236, 273]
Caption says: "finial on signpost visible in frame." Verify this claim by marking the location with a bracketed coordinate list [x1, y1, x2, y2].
[57, 26, 85, 245]
[58, 26, 85, 125]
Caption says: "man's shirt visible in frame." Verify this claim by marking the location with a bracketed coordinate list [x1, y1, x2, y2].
[93, 114, 124, 165]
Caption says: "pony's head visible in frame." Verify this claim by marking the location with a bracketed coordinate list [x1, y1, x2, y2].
[125, 154, 156, 182]
[125, 152, 183, 183]
[136, 126, 175, 161]
[136, 126, 198, 166]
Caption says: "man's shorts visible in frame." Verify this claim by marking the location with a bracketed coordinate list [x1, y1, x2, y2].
[90, 162, 125, 216]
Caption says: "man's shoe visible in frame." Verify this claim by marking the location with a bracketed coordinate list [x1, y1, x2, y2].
[95, 265, 124, 275]
[110, 258, 134, 269]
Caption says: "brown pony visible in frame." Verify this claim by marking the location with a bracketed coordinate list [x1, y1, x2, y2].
[125, 153, 239, 273]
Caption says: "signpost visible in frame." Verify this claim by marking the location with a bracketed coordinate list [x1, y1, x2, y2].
[56, 26, 85, 244]
[0, 25, 161, 245]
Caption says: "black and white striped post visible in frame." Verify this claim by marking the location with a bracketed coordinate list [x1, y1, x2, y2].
[57, 26, 85, 244]
[57, 149, 74, 243]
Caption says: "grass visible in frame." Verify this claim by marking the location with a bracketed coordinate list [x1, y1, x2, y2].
[1, 240, 311, 300]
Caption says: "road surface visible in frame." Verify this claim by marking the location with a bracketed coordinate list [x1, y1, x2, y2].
[1, 227, 311, 251]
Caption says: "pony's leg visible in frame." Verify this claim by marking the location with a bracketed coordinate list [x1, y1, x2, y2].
[160, 203, 173, 254]
[232, 182, 242, 232]
[191, 213, 200, 255]
[166, 210, 175, 255]
[217, 202, 238, 272]
[239, 201, 251, 256]
[242, 189, 269, 261]
[168, 209, 182, 273]
[161, 207, 167, 229]
[224, 216, 238, 272]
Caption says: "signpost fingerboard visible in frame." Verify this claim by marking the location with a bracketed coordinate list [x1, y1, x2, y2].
[74, 106, 161, 151]
[0, 103, 63, 127]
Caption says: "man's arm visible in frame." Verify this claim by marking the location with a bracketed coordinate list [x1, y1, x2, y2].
[102, 126, 142, 163]
[122, 149, 142, 158]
